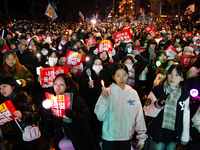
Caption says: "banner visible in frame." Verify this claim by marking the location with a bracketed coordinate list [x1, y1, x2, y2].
[113, 29, 133, 45]
[196, 41, 200, 47]
[97, 39, 113, 53]
[40, 66, 69, 88]
[145, 26, 152, 32]
[85, 37, 97, 47]
[180, 55, 199, 66]
[145, 26, 157, 38]
[64, 50, 85, 66]
[165, 45, 179, 60]
[79, 11, 84, 21]
[184, 32, 193, 38]
[0, 100, 19, 125]
[45, 92, 73, 123]
[135, 46, 146, 53]
[184, 4, 195, 15]
[45, 3, 58, 21]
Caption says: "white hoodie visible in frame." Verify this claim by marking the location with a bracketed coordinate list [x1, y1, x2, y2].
[94, 83, 147, 145]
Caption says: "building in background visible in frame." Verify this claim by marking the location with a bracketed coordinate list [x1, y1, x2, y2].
[118, 0, 140, 19]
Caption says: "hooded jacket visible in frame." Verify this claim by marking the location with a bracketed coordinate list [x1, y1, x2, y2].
[140, 39, 157, 65]
[94, 83, 147, 145]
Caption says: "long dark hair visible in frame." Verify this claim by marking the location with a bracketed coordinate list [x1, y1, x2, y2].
[0, 76, 22, 94]
[121, 55, 135, 64]
[52, 73, 79, 96]
[112, 63, 129, 76]
[163, 64, 187, 87]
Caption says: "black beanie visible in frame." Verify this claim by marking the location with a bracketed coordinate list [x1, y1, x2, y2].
[156, 50, 166, 58]
[147, 39, 157, 45]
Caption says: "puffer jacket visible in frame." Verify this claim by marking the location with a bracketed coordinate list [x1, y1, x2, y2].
[2, 91, 40, 131]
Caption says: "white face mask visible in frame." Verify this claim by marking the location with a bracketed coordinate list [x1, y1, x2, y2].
[195, 51, 200, 55]
[92, 65, 103, 74]
[41, 49, 48, 56]
[176, 39, 180, 43]
[124, 64, 132, 71]
[48, 57, 58, 67]
[176, 47, 182, 52]
[127, 47, 132, 53]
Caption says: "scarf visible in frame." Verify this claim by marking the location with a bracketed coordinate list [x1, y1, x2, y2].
[148, 49, 156, 64]
[162, 80, 182, 130]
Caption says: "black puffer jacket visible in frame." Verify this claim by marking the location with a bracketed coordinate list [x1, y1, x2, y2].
[63, 95, 96, 150]
[2, 91, 40, 131]
[45, 94, 97, 150]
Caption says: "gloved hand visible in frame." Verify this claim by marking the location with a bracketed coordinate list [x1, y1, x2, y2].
[65, 109, 75, 118]
[157, 99, 166, 107]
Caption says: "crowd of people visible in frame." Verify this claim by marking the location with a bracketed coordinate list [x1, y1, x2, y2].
[0, 20, 200, 150]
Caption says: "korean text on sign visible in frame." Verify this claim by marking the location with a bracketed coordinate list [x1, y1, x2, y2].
[40, 66, 69, 88]
[85, 37, 97, 47]
[165, 45, 179, 60]
[0, 100, 18, 125]
[113, 29, 132, 45]
[64, 50, 85, 66]
[45, 92, 72, 120]
[97, 39, 113, 53]
[180, 55, 199, 66]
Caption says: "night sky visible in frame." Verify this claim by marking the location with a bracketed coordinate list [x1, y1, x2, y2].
[0, 0, 118, 22]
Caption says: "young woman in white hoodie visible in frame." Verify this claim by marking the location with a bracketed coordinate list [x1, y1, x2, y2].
[94, 63, 147, 150]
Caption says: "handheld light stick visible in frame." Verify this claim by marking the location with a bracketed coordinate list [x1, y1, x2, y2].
[1, 30, 4, 38]
[16, 80, 22, 85]
[42, 99, 53, 109]
[86, 68, 93, 88]
[190, 89, 199, 97]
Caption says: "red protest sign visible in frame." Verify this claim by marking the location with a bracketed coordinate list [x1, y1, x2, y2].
[135, 46, 146, 53]
[180, 55, 199, 66]
[45, 92, 73, 122]
[152, 26, 156, 30]
[113, 29, 133, 45]
[0, 100, 19, 125]
[64, 50, 85, 66]
[97, 39, 113, 53]
[67, 29, 73, 35]
[165, 45, 179, 59]
[196, 41, 200, 47]
[40, 66, 69, 88]
[149, 30, 157, 38]
[85, 37, 97, 47]
[145, 26, 157, 38]
[184, 32, 193, 38]
[145, 26, 152, 32]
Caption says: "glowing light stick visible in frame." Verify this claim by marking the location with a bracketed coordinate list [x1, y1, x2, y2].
[190, 89, 199, 97]
[42, 99, 53, 109]
[1, 30, 4, 38]
[16, 80, 22, 85]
